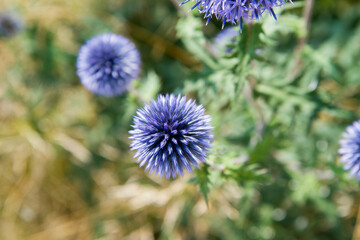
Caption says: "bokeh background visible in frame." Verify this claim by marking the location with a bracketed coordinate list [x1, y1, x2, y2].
[0, 0, 360, 239]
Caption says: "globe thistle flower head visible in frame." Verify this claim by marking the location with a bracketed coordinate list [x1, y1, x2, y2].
[0, 11, 24, 38]
[180, 0, 293, 30]
[180, 0, 249, 28]
[129, 94, 214, 179]
[338, 120, 360, 181]
[258, 0, 293, 20]
[76, 33, 141, 97]
[213, 26, 239, 55]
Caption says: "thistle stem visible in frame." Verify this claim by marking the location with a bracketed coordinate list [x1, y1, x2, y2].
[297, 0, 315, 49]
[286, 0, 315, 82]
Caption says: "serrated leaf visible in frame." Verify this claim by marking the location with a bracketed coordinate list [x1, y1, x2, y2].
[189, 163, 211, 205]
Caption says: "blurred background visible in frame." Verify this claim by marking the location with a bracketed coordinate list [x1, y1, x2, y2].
[0, 0, 360, 239]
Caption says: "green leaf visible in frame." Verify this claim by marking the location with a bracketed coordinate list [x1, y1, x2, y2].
[189, 163, 211, 205]
[176, 16, 218, 69]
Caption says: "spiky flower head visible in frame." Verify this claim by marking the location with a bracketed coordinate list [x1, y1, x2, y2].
[129, 94, 213, 179]
[180, 0, 293, 30]
[338, 120, 360, 181]
[0, 11, 24, 38]
[76, 33, 141, 97]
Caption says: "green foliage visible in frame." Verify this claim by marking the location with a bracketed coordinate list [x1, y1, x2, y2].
[189, 163, 211, 205]
[176, 2, 360, 240]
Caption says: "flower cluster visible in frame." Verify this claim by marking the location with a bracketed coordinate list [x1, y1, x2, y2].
[76, 33, 214, 179]
[76, 33, 141, 97]
[129, 94, 213, 179]
[338, 120, 360, 181]
[74, 0, 297, 179]
[180, 0, 293, 29]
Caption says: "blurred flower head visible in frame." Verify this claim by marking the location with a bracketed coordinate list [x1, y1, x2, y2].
[180, 0, 293, 29]
[338, 120, 360, 181]
[129, 94, 213, 179]
[76, 33, 141, 97]
[0, 11, 24, 38]
[213, 26, 239, 55]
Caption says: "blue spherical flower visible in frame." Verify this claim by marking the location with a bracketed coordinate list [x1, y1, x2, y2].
[338, 120, 360, 181]
[76, 33, 141, 97]
[129, 94, 214, 179]
[180, 0, 293, 29]
[213, 26, 239, 55]
[260, 0, 292, 20]
[0, 11, 24, 38]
